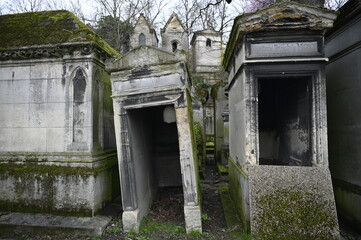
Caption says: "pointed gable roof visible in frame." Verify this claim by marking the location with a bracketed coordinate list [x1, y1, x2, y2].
[133, 13, 158, 43]
[161, 12, 187, 34]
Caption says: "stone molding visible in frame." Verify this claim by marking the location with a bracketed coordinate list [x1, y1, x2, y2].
[0, 42, 110, 61]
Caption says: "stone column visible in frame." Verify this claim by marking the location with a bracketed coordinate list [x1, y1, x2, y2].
[175, 105, 202, 233]
[113, 101, 139, 231]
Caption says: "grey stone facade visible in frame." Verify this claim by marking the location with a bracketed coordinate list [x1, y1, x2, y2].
[325, 0, 361, 231]
[223, 2, 339, 239]
[106, 45, 201, 233]
[129, 14, 158, 50]
[161, 13, 189, 54]
[0, 10, 119, 216]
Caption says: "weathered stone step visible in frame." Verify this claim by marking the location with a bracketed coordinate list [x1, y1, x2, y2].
[0, 212, 111, 238]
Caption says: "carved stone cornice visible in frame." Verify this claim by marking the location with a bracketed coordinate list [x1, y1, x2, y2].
[0, 42, 111, 61]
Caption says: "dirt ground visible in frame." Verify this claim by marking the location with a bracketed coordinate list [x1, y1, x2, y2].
[99, 167, 234, 240]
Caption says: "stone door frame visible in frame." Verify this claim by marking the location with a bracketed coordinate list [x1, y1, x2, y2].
[112, 91, 202, 232]
[245, 63, 329, 167]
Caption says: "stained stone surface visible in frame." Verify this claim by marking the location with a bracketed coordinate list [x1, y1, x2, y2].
[0, 212, 111, 237]
[248, 165, 340, 240]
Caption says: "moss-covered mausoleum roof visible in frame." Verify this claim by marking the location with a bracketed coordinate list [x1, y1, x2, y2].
[0, 10, 119, 57]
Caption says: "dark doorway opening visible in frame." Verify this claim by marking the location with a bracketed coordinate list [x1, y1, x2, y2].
[127, 105, 183, 218]
[258, 77, 312, 166]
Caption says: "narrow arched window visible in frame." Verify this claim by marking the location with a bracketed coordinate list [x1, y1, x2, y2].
[206, 38, 212, 47]
[74, 69, 86, 103]
[172, 40, 178, 52]
[73, 69, 86, 142]
[139, 33, 146, 45]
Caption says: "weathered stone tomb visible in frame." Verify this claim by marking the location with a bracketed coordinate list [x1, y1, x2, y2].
[223, 1, 339, 239]
[106, 46, 201, 232]
[326, 0, 361, 232]
[0, 10, 120, 216]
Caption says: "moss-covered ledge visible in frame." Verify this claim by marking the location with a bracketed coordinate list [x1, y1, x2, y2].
[0, 10, 120, 57]
[0, 149, 117, 164]
[0, 157, 118, 176]
[0, 150, 120, 217]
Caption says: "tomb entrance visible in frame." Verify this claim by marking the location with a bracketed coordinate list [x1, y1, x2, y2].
[106, 45, 201, 233]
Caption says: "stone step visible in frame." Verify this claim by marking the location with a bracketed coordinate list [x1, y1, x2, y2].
[0, 212, 111, 238]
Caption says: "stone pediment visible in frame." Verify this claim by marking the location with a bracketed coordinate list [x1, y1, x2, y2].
[236, 1, 337, 32]
[106, 45, 185, 72]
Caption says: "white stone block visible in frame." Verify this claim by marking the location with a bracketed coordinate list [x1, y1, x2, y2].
[29, 79, 47, 103]
[53, 175, 94, 213]
[0, 66, 31, 80]
[46, 78, 67, 103]
[122, 209, 141, 232]
[45, 103, 67, 128]
[0, 104, 29, 128]
[15, 128, 47, 152]
[184, 205, 202, 233]
[28, 103, 46, 127]
[30, 63, 63, 79]
[0, 80, 30, 103]
[46, 128, 66, 152]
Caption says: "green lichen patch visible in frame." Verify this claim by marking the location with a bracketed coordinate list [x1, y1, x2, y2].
[253, 190, 339, 240]
[217, 162, 228, 176]
[186, 88, 202, 205]
[228, 160, 250, 231]
[0, 157, 118, 176]
[0, 10, 119, 57]
[218, 186, 245, 239]
[102, 73, 113, 113]
[193, 122, 205, 178]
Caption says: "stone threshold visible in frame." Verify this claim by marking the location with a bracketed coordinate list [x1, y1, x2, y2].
[0, 212, 111, 238]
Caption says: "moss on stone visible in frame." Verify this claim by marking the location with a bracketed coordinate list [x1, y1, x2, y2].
[217, 162, 228, 175]
[0, 10, 120, 57]
[228, 157, 250, 232]
[185, 88, 202, 205]
[218, 186, 245, 239]
[102, 73, 113, 113]
[254, 189, 339, 240]
[193, 122, 206, 178]
[0, 157, 118, 216]
[0, 157, 117, 176]
[0, 149, 117, 162]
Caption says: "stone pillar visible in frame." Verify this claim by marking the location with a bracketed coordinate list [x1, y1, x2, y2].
[175, 106, 202, 233]
[113, 102, 139, 231]
[221, 105, 229, 166]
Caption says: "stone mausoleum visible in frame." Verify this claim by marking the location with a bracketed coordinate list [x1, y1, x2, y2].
[1, 1, 356, 238]
[0, 10, 120, 216]
[223, 1, 340, 239]
[106, 14, 202, 233]
[326, 0, 361, 232]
